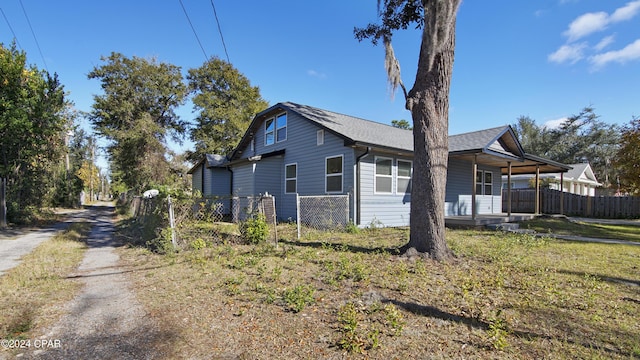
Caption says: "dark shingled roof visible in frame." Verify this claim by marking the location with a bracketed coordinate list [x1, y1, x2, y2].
[226, 102, 569, 173]
[449, 126, 511, 153]
[280, 102, 414, 152]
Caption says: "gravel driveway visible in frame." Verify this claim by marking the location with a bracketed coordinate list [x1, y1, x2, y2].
[17, 205, 172, 359]
[0, 210, 87, 276]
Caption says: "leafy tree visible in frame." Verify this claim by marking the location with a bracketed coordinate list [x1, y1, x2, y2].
[512, 107, 620, 188]
[88, 52, 187, 194]
[187, 57, 268, 162]
[355, 0, 460, 260]
[0, 43, 68, 222]
[614, 116, 640, 195]
[391, 119, 412, 130]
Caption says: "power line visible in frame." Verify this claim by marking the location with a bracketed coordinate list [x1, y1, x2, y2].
[210, 0, 230, 63]
[0, 7, 23, 49]
[178, 0, 209, 62]
[18, 0, 48, 72]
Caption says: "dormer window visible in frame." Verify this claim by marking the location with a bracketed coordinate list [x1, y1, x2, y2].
[265, 113, 287, 146]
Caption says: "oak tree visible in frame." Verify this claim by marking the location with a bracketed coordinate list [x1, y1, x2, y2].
[614, 116, 640, 194]
[187, 57, 268, 162]
[88, 52, 187, 194]
[356, 0, 460, 260]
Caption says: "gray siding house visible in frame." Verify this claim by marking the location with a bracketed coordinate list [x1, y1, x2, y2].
[189, 102, 569, 227]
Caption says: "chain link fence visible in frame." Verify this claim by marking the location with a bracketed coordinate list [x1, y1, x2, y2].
[296, 194, 350, 238]
[130, 195, 275, 250]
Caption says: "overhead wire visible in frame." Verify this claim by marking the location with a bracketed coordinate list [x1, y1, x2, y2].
[0, 7, 23, 49]
[178, 0, 209, 62]
[18, 0, 48, 72]
[210, 0, 230, 63]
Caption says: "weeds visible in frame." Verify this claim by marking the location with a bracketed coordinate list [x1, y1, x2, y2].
[0, 223, 90, 339]
[282, 284, 316, 313]
[336, 301, 405, 353]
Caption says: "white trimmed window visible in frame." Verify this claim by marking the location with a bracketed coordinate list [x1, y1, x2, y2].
[325, 155, 343, 193]
[265, 113, 287, 146]
[285, 163, 297, 194]
[484, 171, 493, 195]
[476, 170, 493, 195]
[317, 129, 324, 145]
[265, 118, 275, 146]
[397, 160, 412, 193]
[375, 157, 393, 194]
[276, 113, 287, 142]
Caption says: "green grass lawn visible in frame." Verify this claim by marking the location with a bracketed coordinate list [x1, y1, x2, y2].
[116, 223, 640, 359]
[519, 217, 640, 242]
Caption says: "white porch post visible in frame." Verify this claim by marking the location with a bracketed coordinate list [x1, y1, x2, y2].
[535, 165, 540, 215]
[560, 172, 564, 215]
[472, 155, 477, 220]
[507, 161, 512, 218]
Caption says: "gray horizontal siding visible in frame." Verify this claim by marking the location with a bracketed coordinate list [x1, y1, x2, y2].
[210, 168, 231, 197]
[358, 153, 412, 227]
[445, 159, 502, 215]
[233, 164, 254, 197]
[234, 110, 355, 221]
[191, 164, 203, 194]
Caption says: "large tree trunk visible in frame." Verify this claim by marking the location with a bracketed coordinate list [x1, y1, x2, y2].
[403, 0, 459, 261]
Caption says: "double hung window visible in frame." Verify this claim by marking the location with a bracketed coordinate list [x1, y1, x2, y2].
[325, 155, 343, 193]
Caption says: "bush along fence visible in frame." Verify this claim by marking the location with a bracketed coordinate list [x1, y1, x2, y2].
[129, 194, 277, 252]
[128, 193, 353, 251]
[503, 188, 640, 218]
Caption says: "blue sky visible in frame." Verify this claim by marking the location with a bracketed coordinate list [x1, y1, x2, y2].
[2, 1, 639, 168]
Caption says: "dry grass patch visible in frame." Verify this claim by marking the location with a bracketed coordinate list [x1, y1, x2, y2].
[118, 226, 640, 359]
[0, 223, 90, 341]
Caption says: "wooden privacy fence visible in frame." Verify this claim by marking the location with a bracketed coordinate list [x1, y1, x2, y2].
[503, 188, 640, 219]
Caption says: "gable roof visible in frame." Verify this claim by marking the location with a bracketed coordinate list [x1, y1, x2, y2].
[187, 154, 228, 174]
[566, 163, 600, 184]
[229, 102, 570, 174]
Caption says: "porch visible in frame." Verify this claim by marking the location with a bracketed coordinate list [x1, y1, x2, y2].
[445, 213, 537, 228]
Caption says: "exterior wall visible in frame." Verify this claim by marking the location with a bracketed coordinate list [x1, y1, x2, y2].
[192, 164, 203, 194]
[358, 152, 412, 227]
[209, 168, 231, 197]
[445, 159, 502, 216]
[253, 156, 284, 216]
[234, 110, 355, 221]
[233, 163, 255, 197]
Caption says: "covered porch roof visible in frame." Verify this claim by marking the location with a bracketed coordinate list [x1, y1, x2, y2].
[448, 126, 572, 175]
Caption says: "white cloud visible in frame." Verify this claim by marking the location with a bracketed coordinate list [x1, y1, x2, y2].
[544, 117, 568, 129]
[590, 38, 640, 68]
[307, 69, 327, 79]
[564, 12, 609, 41]
[563, 1, 640, 42]
[610, 0, 640, 22]
[548, 42, 588, 64]
[594, 35, 615, 51]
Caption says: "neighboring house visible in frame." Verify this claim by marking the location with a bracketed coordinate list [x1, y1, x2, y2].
[189, 102, 569, 227]
[502, 163, 602, 196]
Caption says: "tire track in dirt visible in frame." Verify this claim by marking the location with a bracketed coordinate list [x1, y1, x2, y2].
[19, 205, 175, 360]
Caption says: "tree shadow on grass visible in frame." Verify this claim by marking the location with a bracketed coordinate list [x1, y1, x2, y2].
[278, 238, 400, 256]
[386, 297, 635, 357]
[557, 269, 640, 288]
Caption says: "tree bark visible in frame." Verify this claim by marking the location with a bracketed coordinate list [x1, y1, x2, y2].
[403, 0, 459, 261]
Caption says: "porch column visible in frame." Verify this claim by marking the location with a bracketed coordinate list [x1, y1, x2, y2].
[472, 155, 477, 220]
[560, 172, 564, 215]
[507, 161, 512, 218]
[535, 165, 540, 215]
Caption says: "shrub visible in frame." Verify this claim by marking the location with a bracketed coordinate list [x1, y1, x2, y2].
[282, 284, 316, 313]
[240, 213, 269, 244]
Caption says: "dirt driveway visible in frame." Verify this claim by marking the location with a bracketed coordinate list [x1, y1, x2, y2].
[14, 205, 173, 359]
